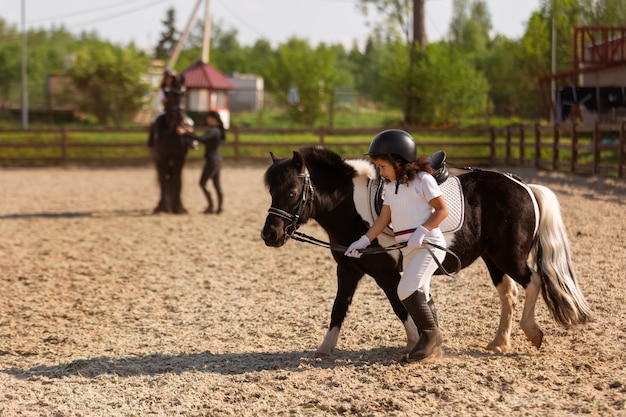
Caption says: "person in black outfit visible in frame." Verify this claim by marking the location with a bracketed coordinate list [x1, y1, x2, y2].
[178, 111, 226, 213]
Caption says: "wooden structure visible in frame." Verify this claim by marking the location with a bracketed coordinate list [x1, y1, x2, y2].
[180, 60, 236, 128]
[540, 26, 626, 124]
[2, 123, 625, 178]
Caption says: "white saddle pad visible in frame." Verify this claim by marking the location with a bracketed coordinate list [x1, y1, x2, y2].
[439, 176, 464, 234]
[356, 171, 464, 236]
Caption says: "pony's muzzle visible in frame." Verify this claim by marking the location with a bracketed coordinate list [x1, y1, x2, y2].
[261, 217, 287, 247]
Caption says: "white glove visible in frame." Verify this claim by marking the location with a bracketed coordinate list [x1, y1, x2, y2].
[407, 225, 429, 250]
[344, 235, 370, 258]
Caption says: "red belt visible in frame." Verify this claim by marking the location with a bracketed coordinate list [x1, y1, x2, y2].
[394, 228, 416, 237]
[394, 226, 439, 237]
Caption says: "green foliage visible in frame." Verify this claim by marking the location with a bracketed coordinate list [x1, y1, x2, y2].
[268, 38, 339, 126]
[0, 21, 77, 107]
[413, 43, 491, 125]
[154, 7, 178, 60]
[66, 40, 150, 126]
[2, 0, 626, 129]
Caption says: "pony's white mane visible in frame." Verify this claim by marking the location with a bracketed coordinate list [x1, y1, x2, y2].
[346, 158, 376, 180]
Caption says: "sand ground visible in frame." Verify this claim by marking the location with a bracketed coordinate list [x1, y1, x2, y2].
[0, 162, 625, 416]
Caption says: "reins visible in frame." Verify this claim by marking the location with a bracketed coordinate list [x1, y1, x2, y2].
[290, 230, 461, 276]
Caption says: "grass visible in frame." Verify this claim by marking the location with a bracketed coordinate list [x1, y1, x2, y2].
[1, 107, 622, 176]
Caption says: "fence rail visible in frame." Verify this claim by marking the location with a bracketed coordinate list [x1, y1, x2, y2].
[1, 123, 625, 177]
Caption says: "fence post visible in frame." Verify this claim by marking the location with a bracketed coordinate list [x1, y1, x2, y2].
[617, 120, 626, 178]
[534, 123, 541, 169]
[318, 126, 325, 146]
[489, 127, 496, 165]
[571, 122, 578, 173]
[61, 126, 68, 166]
[234, 126, 240, 163]
[505, 125, 511, 165]
[519, 125, 525, 165]
[552, 123, 559, 170]
[593, 120, 600, 175]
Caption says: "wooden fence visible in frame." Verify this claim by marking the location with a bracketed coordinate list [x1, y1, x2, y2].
[1, 122, 625, 177]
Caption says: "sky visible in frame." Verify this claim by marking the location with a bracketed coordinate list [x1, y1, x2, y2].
[2, 0, 541, 50]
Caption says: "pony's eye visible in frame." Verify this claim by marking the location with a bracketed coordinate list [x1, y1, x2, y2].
[289, 190, 297, 198]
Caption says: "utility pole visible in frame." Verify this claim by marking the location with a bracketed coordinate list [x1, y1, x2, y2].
[166, 0, 203, 70]
[413, 0, 425, 52]
[406, 0, 426, 125]
[21, 0, 28, 129]
[201, 0, 212, 63]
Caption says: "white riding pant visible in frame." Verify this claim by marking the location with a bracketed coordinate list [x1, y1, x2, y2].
[398, 246, 446, 301]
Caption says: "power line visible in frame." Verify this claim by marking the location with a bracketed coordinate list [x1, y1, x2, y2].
[22, 0, 166, 25]
[65, 0, 172, 31]
[213, 0, 267, 40]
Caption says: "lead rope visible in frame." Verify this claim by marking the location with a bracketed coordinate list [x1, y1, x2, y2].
[290, 231, 461, 276]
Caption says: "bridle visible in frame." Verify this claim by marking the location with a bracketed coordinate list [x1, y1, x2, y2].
[267, 169, 314, 237]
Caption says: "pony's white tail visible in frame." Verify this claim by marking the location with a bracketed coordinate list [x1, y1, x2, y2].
[529, 184, 592, 326]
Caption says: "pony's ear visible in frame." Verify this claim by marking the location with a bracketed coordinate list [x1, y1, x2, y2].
[178, 74, 185, 86]
[270, 151, 280, 163]
[292, 151, 306, 174]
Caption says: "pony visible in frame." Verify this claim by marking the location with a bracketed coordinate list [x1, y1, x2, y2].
[147, 74, 193, 214]
[261, 146, 592, 358]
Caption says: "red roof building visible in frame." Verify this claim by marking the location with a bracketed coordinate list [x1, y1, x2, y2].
[180, 60, 236, 127]
[182, 59, 237, 90]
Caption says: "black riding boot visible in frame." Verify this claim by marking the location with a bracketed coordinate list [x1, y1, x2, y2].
[402, 290, 443, 363]
[428, 297, 439, 327]
[203, 191, 214, 213]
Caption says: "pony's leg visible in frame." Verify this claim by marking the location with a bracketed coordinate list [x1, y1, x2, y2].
[154, 159, 168, 213]
[369, 267, 417, 353]
[402, 313, 419, 353]
[172, 160, 187, 214]
[489, 275, 518, 352]
[520, 270, 543, 348]
[315, 264, 362, 358]
[483, 259, 518, 352]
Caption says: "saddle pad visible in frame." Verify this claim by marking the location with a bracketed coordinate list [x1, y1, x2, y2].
[439, 176, 464, 234]
[362, 173, 464, 235]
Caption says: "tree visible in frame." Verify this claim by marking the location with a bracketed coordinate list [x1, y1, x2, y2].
[583, 0, 626, 25]
[0, 21, 77, 108]
[449, 0, 492, 63]
[411, 42, 490, 125]
[269, 38, 339, 126]
[358, 0, 413, 44]
[67, 39, 150, 126]
[154, 8, 178, 60]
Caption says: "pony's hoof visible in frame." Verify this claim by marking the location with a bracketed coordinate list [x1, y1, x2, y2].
[486, 339, 510, 353]
[204, 207, 214, 214]
[401, 346, 444, 364]
[314, 349, 331, 358]
[529, 330, 543, 349]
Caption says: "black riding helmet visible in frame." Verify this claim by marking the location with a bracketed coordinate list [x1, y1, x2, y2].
[365, 129, 416, 163]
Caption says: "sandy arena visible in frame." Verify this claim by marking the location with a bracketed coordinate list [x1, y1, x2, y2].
[1, 161, 625, 416]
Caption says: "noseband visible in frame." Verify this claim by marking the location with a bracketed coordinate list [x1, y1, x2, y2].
[267, 170, 314, 237]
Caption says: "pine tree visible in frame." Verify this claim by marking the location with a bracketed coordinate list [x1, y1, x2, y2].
[154, 8, 178, 60]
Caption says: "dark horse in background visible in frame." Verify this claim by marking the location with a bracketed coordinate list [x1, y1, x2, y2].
[261, 147, 592, 358]
[147, 74, 193, 214]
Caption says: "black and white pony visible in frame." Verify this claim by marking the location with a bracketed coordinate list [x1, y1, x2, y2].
[261, 146, 592, 358]
[147, 74, 193, 214]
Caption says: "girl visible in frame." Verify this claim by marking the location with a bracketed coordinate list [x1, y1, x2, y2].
[179, 111, 226, 213]
[345, 129, 448, 363]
